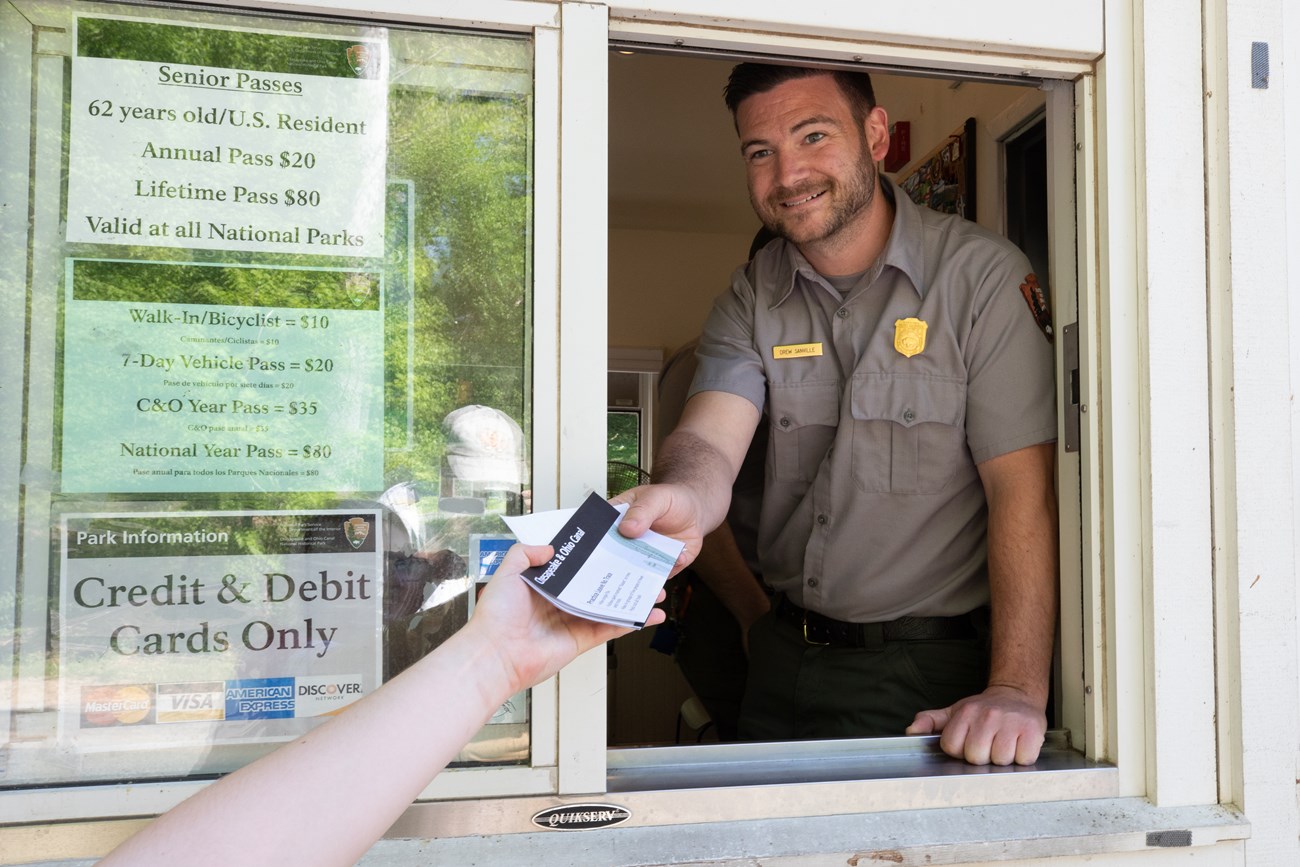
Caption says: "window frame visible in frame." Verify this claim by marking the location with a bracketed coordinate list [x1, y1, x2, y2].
[548, 0, 1219, 824]
[583, 15, 1109, 804]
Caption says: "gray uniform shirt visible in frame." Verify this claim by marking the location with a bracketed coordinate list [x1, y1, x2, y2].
[691, 180, 1056, 622]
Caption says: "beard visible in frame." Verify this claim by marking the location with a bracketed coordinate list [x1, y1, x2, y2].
[752, 150, 878, 251]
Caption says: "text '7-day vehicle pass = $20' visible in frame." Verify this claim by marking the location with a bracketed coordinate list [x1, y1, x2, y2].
[501, 493, 683, 628]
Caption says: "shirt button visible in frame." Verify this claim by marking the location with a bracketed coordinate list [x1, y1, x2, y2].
[779, 417, 791, 428]
[902, 408, 916, 423]
[807, 577, 819, 588]
[836, 308, 848, 319]
[816, 514, 828, 525]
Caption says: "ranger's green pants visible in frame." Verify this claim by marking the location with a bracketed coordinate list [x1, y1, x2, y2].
[739, 609, 990, 740]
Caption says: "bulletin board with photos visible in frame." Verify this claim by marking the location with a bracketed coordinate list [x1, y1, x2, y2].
[896, 117, 976, 220]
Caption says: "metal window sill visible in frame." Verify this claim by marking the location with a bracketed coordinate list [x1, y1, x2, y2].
[607, 730, 1102, 792]
[598, 731, 1115, 824]
[366, 798, 1247, 867]
[374, 732, 1120, 842]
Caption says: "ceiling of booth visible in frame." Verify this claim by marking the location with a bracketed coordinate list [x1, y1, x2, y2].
[607, 50, 1040, 238]
[609, 52, 757, 236]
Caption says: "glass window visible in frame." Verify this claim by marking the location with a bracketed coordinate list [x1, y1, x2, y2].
[606, 364, 659, 482]
[608, 369, 645, 471]
[607, 410, 643, 469]
[1, 0, 534, 789]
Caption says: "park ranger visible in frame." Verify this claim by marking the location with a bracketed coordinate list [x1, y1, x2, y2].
[617, 62, 1057, 766]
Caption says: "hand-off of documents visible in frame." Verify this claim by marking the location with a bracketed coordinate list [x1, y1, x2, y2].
[501, 493, 683, 628]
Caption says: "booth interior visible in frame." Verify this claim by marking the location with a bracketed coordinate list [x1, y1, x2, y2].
[606, 48, 1051, 748]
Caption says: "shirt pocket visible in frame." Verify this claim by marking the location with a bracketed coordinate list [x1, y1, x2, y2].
[768, 380, 840, 483]
[849, 374, 967, 494]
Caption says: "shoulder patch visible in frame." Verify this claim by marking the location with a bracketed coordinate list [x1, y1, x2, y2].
[1018, 273, 1053, 342]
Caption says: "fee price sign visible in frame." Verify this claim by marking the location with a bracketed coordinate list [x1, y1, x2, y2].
[60, 259, 384, 494]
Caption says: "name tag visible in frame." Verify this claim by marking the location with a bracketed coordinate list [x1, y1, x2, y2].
[772, 342, 823, 360]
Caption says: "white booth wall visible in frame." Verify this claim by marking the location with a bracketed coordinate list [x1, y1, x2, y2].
[4, 0, 1300, 864]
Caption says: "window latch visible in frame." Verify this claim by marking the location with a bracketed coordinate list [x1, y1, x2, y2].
[1063, 322, 1080, 453]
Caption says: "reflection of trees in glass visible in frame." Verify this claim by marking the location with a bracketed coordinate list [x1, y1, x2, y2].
[45, 45, 533, 511]
[384, 86, 531, 494]
[8, 10, 540, 785]
[71, 261, 379, 309]
[41, 16, 534, 652]
[77, 17, 376, 80]
[607, 411, 641, 467]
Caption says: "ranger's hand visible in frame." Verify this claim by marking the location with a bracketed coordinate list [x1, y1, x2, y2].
[905, 684, 1047, 766]
[611, 483, 706, 577]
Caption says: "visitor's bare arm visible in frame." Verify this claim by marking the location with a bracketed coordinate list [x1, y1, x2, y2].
[101, 544, 665, 867]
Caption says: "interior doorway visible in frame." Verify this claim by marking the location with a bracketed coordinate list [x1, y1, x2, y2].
[1005, 116, 1050, 297]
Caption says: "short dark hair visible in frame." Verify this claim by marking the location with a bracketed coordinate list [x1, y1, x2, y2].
[723, 63, 877, 126]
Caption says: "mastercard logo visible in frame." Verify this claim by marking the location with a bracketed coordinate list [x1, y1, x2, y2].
[81, 684, 154, 727]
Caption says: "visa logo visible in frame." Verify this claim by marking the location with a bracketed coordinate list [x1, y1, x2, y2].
[162, 693, 217, 711]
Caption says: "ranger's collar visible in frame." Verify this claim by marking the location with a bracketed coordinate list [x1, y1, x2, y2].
[759, 177, 928, 310]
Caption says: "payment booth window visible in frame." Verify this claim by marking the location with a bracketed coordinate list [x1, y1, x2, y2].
[1, 1, 534, 787]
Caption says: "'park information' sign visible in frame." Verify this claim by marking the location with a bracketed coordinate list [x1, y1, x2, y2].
[59, 510, 383, 749]
[67, 16, 388, 257]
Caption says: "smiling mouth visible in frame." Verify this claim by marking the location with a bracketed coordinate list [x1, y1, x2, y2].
[781, 190, 826, 208]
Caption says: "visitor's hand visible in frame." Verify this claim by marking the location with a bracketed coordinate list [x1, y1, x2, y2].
[468, 543, 666, 694]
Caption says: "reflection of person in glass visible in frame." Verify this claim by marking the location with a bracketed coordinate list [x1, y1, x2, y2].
[617, 64, 1057, 766]
[380, 405, 530, 679]
[101, 544, 664, 866]
[439, 404, 528, 516]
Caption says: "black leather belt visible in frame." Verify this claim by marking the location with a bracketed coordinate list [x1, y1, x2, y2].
[774, 595, 981, 648]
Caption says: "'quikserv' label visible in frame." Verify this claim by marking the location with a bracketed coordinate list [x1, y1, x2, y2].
[530, 804, 631, 831]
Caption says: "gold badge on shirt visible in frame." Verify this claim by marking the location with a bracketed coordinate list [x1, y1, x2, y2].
[772, 342, 823, 360]
[893, 318, 927, 358]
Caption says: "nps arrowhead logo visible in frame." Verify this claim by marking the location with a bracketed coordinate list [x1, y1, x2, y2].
[343, 517, 370, 550]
